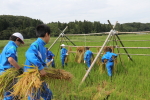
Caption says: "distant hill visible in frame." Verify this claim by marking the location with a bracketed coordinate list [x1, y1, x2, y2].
[0, 15, 150, 40]
[0, 15, 43, 39]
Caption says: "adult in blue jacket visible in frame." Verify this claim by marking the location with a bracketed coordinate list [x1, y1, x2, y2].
[60, 44, 68, 68]
[46, 48, 55, 68]
[24, 24, 52, 100]
[84, 47, 93, 68]
[101, 47, 117, 77]
[0, 32, 24, 100]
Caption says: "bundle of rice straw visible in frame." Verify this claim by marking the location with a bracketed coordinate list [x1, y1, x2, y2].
[65, 47, 71, 63]
[44, 67, 73, 82]
[112, 56, 117, 74]
[75, 47, 85, 63]
[65, 55, 69, 63]
[11, 66, 73, 99]
[0, 68, 20, 98]
[11, 66, 43, 99]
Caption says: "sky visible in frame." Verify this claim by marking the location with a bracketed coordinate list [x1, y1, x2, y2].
[0, 0, 150, 24]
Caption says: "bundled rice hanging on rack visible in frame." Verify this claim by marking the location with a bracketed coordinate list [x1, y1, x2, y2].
[0, 68, 20, 99]
[75, 47, 85, 63]
[11, 66, 73, 99]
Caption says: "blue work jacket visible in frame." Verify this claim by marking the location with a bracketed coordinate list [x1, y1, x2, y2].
[46, 51, 55, 60]
[60, 48, 67, 59]
[84, 50, 93, 61]
[0, 41, 18, 70]
[101, 51, 118, 62]
[24, 38, 47, 71]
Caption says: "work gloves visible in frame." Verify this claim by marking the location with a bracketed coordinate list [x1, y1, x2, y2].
[18, 68, 24, 74]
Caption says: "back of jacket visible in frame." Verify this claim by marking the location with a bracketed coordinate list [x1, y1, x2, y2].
[84, 50, 93, 61]
[24, 38, 46, 71]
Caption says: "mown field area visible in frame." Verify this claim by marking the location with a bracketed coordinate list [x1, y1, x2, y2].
[0, 33, 150, 100]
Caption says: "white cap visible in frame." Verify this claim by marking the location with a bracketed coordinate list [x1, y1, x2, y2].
[12, 32, 24, 44]
[60, 44, 65, 46]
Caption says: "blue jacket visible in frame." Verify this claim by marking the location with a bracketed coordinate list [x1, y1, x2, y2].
[84, 50, 93, 61]
[46, 50, 55, 60]
[0, 41, 18, 70]
[60, 48, 67, 59]
[24, 38, 47, 71]
[101, 51, 118, 62]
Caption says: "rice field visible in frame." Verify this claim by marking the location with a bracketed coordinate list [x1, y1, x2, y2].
[0, 33, 150, 100]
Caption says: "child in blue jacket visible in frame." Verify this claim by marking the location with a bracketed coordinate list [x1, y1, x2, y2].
[60, 44, 68, 68]
[0, 32, 24, 100]
[84, 47, 93, 68]
[24, 24, 53, 100]
[101, 47, 117, 78]
[46, 48, 55, 68]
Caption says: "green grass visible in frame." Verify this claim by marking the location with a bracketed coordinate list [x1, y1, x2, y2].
[1, 34, 150, 100]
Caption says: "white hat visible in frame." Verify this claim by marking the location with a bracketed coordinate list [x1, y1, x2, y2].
[12, 32, 24, 44]
[60, 44, 65, 46]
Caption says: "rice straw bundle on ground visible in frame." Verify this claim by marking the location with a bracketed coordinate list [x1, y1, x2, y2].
[44, 68, 73, 82]
[92, 81, 115, 100]
[75, 47, 85, 63]
[0, 68, 20, 98]
[11, 66, 43, 100]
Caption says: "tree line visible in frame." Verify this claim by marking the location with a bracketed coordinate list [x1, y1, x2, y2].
[0, 15, 150, 40]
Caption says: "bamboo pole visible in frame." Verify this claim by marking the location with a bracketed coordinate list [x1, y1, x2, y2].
[69, 51, 150, 56]
[115, 47, 150, 49]
[79, 21, 118, 87]
[117, 53, 150, 56]
[68, 46, 150, 49]
[61, 40, 150, 42]
[118, 31, 150, 33]
[115, 34, 133, 61]
[48, 26, 68, 50]
[64, 35, 76, 46]
[67, 46, 103, 48]
[64, 31, 150, 36]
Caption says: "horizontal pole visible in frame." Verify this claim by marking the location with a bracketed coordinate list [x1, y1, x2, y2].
[67, 46, 150, 49]
[118, 31, 150, 33]
[69, 51, 101, 54]
[60, 40, 150, 42]
[117, 53, 150, 56]
[67, 46, 103, 48]
[69, 51, 150, 56]
[64, 31, 150, 36]
[115, 47, 150, 49]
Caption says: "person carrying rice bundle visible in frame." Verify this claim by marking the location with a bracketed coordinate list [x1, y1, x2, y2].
[84, 47, 93, 69]
[46, 48, 55, 68]
[60, 44, 68, 68]
[0, 32, 24, 100]
[101, 47, 117, 81]
[23, 24, 53, 100]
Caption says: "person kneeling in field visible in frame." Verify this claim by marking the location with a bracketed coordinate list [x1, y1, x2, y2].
[46, 48, 55, 68]
[101, 47, 117, 80]
[24, 24, 53, 100]
[0, 32, 24, 100]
